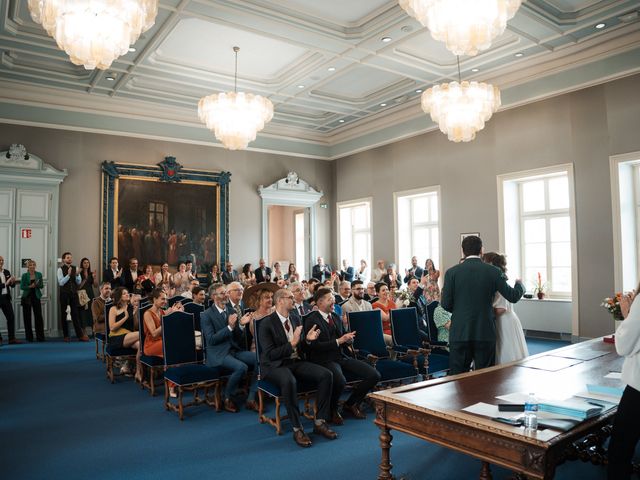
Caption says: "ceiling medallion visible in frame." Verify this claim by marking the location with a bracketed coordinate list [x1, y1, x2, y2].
[421, 58, 500, 142]
[198, 47, 274, 151]
[28, 0, 158, 70]
[398, 0, 522, 56]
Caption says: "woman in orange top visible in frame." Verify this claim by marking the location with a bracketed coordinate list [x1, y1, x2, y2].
[372, 282, 396, 347]
[143, 288, 184, 357]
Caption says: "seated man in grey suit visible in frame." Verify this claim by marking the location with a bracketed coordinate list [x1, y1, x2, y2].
[441, 235, 525, 375]
[200, 283, 254, 413]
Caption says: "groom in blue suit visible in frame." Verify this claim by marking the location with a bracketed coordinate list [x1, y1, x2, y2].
[441, 235, 525, 375]
[200, 282, 255, 412]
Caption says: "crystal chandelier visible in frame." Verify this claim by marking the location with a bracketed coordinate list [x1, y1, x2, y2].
[398, 0, 522, 56]
[28, 0, 158, 70]
[421, 59, 500, 142]
[198, 47, 274, 151]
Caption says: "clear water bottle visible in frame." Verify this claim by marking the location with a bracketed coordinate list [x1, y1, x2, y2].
[524, 393, 538, 430]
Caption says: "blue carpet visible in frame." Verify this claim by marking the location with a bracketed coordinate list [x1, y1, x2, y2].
[0, 338, 620, 479]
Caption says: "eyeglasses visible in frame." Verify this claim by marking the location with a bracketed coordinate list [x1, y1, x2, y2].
[282, 295, 294, 300]
[229, 288, 244, 293]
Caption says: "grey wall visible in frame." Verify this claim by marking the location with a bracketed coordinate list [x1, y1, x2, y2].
[0, 124, 334, 273]
[334, 74, 640, 338]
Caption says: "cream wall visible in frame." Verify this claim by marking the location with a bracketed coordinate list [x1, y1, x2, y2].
[334, 74, 640, 338]
[0, 125, 334, 273]
[267, 205, 297, 265]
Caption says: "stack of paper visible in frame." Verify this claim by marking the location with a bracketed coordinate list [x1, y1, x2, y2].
[537, 398, 603, 420]
[586, 383, 624, 398]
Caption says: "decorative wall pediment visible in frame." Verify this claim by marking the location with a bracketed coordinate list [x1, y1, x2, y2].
[258, 171, 323, 206]
[0, 144, 67, 184]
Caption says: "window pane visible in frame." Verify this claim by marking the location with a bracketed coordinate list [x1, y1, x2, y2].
[522, 180, 545, 212]
[523, 218, 546, 243]
[551, 242, 571, 267]
[552, 267, 571, 293]
[413, 227, 430, 261]
[431, 228, 439, 259]
[525, 268, 547, 292]
[549, 216, 570, 242]
[353, 205, 368, 229]
[412, 197, 429, 223]
[525, 243, 546, 267]
[548, 176, 569, 210]
[430, 196, 439, 222]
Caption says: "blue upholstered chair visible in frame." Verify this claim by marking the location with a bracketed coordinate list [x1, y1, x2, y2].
[253, 317, 316, 435]
[390, 307, 449, 378]
[93, 298, 106, 362]
[162, 311, 221, 420]
[183, 302, 205, 362]
[167, 295, 188, 307]
[104, 302, 137, 384]
[347, 310, 418, 384]
[137, 304, 164, 396]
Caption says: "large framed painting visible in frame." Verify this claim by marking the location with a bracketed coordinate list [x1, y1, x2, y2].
[101, 157, 230, 274]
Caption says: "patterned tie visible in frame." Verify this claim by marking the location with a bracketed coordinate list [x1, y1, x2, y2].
[298, 305, 304, 316]
[284, 319, 291, 333]
[234, 303, 242, 318]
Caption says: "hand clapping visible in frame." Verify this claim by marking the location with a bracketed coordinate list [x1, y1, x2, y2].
[338, 331, 356, 345]
[292, 325, 303, 346]
[240, 313, 252, 326]
[306, 324, 320, 341]
[228, 313, 238, 328]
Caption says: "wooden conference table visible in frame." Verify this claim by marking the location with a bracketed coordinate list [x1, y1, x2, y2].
[369, 338, 622, 479]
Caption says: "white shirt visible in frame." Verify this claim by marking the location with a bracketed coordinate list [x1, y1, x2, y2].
[0, 270, 7, 295]
[616, 298, 640, 392]
[130, 270, 138, 282]
[277, 310, 298, 359]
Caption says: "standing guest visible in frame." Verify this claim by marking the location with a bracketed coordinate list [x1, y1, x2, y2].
[0, 255, 19, 345]
[423, 258, 441, 302]
[254, 259, 272, 283]
[181, 279, 201, 300]
[341, 280, 372, 315]
[355, 259, 370, 284]
[239, 263, 256, 287]
[334, 281, 351, 305]
[608, 288, 640, 480]
[259, 288, 336, 447]
[305, 287, 381, 423]
[290, 282, 312, 317]
[57, 252, 88, 342]
[339, 259, 355, 283]
[222, 262, 238, 285]
[365, 281, 377, 303]
[372, 282, 397, 347]
[154, 263, 171, 290]
[312, 257, 331, 282]
[371, 260, 386, 283]
[441, 235, 524, 375]
[271, 262, 285, 283]
[20, 259, 44, 342]
[284, 263, 300, 284]
[483, 252, 528, 364]
[137, 265, 156, 295]
[122, 258, 143, 293]
[103, 257, 124, 289]
[91, 282, 112, 336]
[403, 256, 424, 284]
[208, 263, 223, 285]
[172, 262, 191, 296]
[200, 283, 255, 413]
[382, 264, 402, 290]
[78, 257, 97, 335]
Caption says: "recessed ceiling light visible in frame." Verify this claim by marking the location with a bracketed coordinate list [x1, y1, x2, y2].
[128, 47, 136, 52]
[595, 23, 606, 29]
[415, 89, 423, 93]
[381, 36, 392, 43]
[297, 85, 305, 89]
[471, 68, 479, 72]
[514, 52, 524, 57]
[327, 66, 336, 71]
[106, 75, 115, 81]
[380, 103, 387, 107]
[339, 119, 345, 123]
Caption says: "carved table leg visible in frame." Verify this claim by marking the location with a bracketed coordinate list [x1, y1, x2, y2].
[479, 461, 493, 480]
[378, 426, 394, 480]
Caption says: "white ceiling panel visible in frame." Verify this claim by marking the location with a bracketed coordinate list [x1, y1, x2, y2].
[155, 17, 309, 79]
[316, 66, 405, 99]
[267, 0, 392, 25]
[545, 0, 604, 12]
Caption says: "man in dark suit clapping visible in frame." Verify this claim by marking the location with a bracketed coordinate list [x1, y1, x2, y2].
[258, 288, 336, 447]
[441, 236, 525, 375]
[312, 257, 332, 282]
[254, 258, 271, 283]
[103, 257, 124, 289]
[304, 287, 381, 424]
[222, 262, 238, 285]
[122, 258, 143, 293]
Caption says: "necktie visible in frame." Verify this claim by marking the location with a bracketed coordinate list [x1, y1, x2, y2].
[284, 319, 291, 333]
[234, 303, 242, 317]
[298, 305, 304, 316]
[328, 314, 335, 328]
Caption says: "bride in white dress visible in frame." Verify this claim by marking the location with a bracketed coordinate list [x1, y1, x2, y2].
[484, 252, 529, 364]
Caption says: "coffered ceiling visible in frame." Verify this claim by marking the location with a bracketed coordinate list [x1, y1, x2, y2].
[0, 0, 639, 159]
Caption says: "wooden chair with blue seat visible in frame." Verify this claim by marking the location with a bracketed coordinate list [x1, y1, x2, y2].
[104, 302, 138, 384]
[162, 311, 221, 420]
[167, 295, 189, 307]
[390, 307, 449, 378]
[183, 301, 205, 362]
[347, 310, 419, 386]
[137, 303, 164, 395]
[253, 317, 317, 435]
[93, 297, 107, 362]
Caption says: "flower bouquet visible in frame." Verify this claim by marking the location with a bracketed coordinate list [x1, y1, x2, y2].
[601, 293, 624, 321]
[395, 289, 414, 308]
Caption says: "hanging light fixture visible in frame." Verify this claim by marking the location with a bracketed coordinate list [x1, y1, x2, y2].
[421, 58, 500, 142]
[28, 0, 158, 70]
[198, 47, 274, 150]
[398, 0, 522, 56]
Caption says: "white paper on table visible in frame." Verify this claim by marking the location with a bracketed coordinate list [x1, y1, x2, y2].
[461, 402, 521, 419]
[574, 391, 621, 406]
[604, 372, 622, 379]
